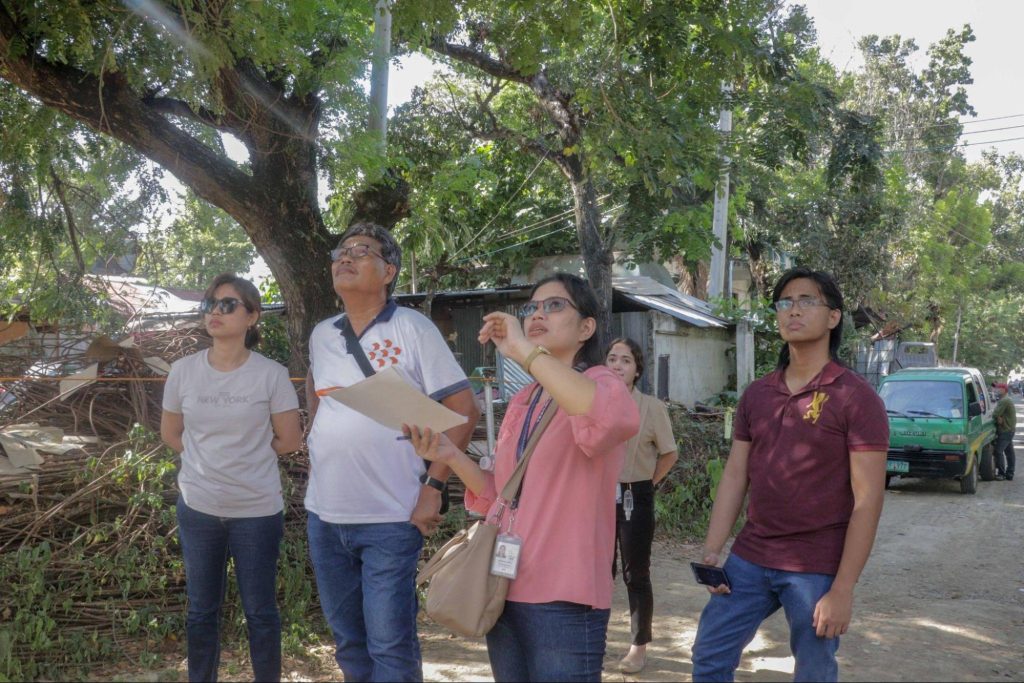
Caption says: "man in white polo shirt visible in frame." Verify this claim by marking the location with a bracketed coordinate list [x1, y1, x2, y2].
[304, 222, 478, 682]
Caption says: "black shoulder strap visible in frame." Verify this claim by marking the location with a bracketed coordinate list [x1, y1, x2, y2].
[339, 312, 448, 512]
[339, 314, 376, 378]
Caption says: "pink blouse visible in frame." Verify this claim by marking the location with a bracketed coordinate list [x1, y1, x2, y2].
[465, 365, 640, 608]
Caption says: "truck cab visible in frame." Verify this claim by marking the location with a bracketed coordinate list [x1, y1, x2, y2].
[877, 367, 996, 494]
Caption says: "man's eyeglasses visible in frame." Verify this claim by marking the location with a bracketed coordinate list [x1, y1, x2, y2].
[519, 296, 578, 318]
[770, 297, 831, 314]
[200, 297, 246, 315]
[330, 244, 385, 262]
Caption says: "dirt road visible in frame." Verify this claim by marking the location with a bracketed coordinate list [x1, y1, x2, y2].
[422, 458, 1024, 681]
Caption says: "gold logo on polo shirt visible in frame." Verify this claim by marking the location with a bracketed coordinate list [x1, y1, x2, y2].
[803, 391, 829, 424]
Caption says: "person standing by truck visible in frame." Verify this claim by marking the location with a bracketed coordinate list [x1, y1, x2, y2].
[991, 383, 1016, 481]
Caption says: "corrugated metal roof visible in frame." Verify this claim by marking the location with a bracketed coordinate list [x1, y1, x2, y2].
[611, 276, 728, 328]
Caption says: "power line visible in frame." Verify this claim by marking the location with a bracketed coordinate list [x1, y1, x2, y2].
[894, 123, 1024, 145]
[495, 194, 610, 242]
[448, 152, 550, 261]
[884, 134, 1024, 155]
[455, 225, 571, 263]
[887, 113, 1024, 136]
[455, 203, 626, 265]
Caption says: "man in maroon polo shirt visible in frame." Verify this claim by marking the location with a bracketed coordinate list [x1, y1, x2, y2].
[691, 267, 888, 682]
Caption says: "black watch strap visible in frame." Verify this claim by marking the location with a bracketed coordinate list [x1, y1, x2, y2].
[419, 472, 447, 492]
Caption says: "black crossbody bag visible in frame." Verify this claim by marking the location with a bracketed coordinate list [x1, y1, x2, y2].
[338, 315, 450, 514]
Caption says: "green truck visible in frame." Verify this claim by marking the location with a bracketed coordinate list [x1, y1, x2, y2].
[877, 367, 997, 494]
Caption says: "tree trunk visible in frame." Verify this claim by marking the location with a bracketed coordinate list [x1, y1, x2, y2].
[0, 20, 341, 375]
[565, 162, 613, 348]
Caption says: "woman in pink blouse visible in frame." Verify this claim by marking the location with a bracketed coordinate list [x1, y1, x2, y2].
[405, 273, 639, 682]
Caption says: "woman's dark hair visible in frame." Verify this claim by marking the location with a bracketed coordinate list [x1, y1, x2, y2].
[203, 273, 262, 349]
[771, 267, 844, 369]
[530, 273, 603, 370]
[606, 337, 645, 380]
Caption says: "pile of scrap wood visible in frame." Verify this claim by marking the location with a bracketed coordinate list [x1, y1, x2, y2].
[0, 328, 213, 676]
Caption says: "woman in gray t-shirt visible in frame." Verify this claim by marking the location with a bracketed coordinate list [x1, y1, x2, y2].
[161, 274, 301, 683]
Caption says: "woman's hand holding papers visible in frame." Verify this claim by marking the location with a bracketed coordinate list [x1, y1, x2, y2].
[403, 424, 460, 466]
[403, 423, 491, 498]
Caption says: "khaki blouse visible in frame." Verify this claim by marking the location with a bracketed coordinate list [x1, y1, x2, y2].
[619, 388, 677, 483]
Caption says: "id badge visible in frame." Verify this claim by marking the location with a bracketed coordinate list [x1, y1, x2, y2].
[490, 533, 523, 579]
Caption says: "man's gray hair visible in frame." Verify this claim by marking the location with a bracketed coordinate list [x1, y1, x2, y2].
[338, 221, 402, 296]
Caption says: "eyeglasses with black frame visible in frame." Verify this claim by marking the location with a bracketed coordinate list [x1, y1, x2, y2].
[329, 243, 385, 262]
[519, 296, 579, 318]
[200, 297, 246, 315]
[770, 297, 831, 314]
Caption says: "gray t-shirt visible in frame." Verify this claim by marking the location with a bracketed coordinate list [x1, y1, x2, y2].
[162, 349, 298, 517]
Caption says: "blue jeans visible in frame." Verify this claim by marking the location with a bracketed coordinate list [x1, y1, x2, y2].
[691, 553, 839, 682]
[176, 497, 283, 682]
[995, 430, 1016, 478]
[486, 600, 611, 682]
[307, 513, 423, 682]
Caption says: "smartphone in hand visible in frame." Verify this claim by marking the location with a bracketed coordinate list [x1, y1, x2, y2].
[690, 561, 730, 589]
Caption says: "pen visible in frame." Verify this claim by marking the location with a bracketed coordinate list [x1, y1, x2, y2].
[395, 435, 411, 441]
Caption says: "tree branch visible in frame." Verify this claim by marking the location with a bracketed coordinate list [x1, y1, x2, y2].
[428, 38, 531, 85]
[48, 165, 86, 277]
[0, 12, 262, 225]
[143, 96, 228, 131]
[429, 37, 579, 145]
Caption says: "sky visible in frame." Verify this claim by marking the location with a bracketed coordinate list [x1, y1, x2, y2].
[796, 0, 1024, 160]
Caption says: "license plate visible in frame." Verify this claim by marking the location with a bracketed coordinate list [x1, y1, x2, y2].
[887, 460, 910, 473]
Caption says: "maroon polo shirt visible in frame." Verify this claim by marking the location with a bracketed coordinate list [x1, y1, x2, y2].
[730, 361, 888, 574]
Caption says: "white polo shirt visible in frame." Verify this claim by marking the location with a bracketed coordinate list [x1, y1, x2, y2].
[305, 301, 471, 523]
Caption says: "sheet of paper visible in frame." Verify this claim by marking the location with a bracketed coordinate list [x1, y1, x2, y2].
[323, 367, 469, 433]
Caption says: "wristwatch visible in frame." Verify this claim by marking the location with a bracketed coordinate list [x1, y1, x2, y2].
[419, 472, 447, 492]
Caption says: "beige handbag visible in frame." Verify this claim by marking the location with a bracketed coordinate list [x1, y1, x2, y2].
[416, 398, 556, 637]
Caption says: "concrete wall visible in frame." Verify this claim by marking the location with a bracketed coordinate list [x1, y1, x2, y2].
[649, 312, 733, 407]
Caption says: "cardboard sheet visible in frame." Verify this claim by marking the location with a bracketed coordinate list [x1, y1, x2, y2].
[59, 364, 98, 401]
[321, 367, 469, 434]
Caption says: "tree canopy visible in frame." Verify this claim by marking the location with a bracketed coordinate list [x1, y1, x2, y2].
[1, 2, 1022, 376]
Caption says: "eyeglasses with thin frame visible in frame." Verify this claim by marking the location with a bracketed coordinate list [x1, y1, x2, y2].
[200, 297, 247, 315]
[519, 296, 578, 318]
[330, 243, 385, 262]
[770, 297, 832, 314]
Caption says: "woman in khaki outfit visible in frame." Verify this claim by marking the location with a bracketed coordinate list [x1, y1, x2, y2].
[605, 338, 679, 674]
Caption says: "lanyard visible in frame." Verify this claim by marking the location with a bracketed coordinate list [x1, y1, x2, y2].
[516, 386, 552, 463]
[508, 386, 553, 511]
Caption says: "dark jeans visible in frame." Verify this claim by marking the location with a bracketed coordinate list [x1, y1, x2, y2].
[995, 430, 1016, 477]
[176, 497, 283, 683]
[614, 480, 655, 645]
[486, 600, 611, 682]
[692, 554, 839, 682]
[307, 513, 423, 682]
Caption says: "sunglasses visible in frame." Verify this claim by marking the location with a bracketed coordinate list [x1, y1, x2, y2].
[329, 244, 385, 262]
[519, 296, 578, 318]
[200, 297, 247, 315]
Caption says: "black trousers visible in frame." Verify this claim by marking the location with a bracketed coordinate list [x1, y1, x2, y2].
[614, 479, 655, 646]
[995, 429, 1016, 477]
